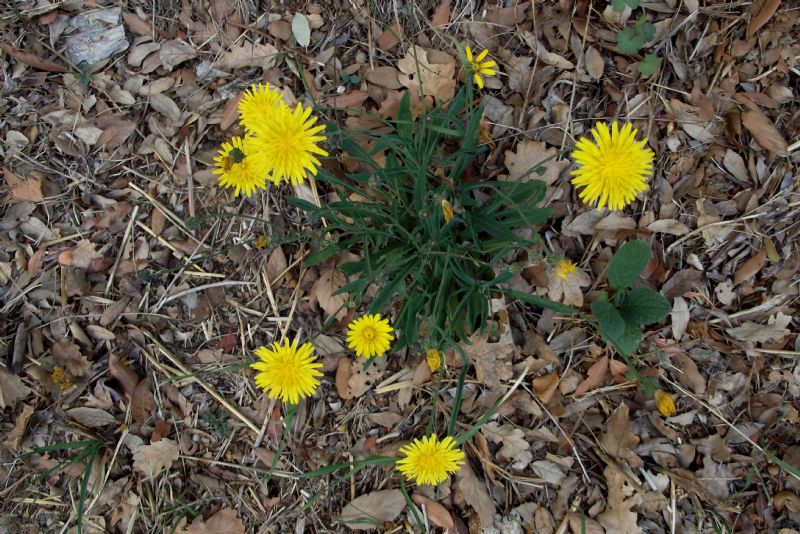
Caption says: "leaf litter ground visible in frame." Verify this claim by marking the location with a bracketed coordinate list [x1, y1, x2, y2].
[1, 0, 800, 532]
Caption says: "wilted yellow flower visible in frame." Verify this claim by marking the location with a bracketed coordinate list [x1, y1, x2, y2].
[396, 434, 465, 485]
[51, 366, 72, 390]
[465, 46, 498, 89]
[555, 259, 577, 280]
[250, 338, 323, 404]
[253, 235, 270, 249]
[426, 349, 443, 372]
[441, 199, 454, 222]
[213, 136, 266, 197]
[570, 122, 655, 211]
[654, 389, 676, 417]
[346, 314, 394, 359]
[238, 83, 282, 132]
[244, 101, 328, 186]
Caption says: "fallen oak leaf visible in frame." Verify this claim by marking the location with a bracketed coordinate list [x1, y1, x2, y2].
[3, 167, 43, 202]
[132, 438, 180, 480]
[186, 507, 245, 534]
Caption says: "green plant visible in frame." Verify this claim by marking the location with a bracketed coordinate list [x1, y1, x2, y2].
[290, 87, 559, 351]
[611, 0, 660, 76]
[591, 239, 670, 355]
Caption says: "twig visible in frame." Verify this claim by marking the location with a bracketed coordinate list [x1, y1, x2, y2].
[105, 205, 139, 294]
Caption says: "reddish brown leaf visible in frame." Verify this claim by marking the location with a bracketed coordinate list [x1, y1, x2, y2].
[108, 353, 141, 400]
[131, 378, 156, 424]
[335, 357, 352, 400]
[220, 331, 237, 353]
[220, 92, 243, 131]
[746, 0, 780, 38]
[411, 494, 454, 528]
[742, 108, 788, 157]
[122, 11, 153, 36]
[574, 356, 609, 396]
[4, 167, 43, 202]
[532, 372, 559, 404]
[733, 248, 767, 286]
[0, 42, 68, 73]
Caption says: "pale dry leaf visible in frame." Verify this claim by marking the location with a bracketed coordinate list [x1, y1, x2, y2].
[66, 407, 117, 428]
[722, 149, 749, 183]
[671, 296, 690, 340]
[747, 0, 781, 38]
[347, 356, 387, 398]
[291, 13, 311, 47]
[742, 108, 788, 156]
[646, 219, 690, 236]
[456, 462, 495, 529]
[122, 11, 152, 35]
[600, 404, 642, 468]
[482, 422, 532, 470]
[733, 248, 766, 286]
[531, 459, 567, 485]
[727, 318, 790, 344]
[311, 265, 347, 320]
[504, 140, 569, 185]
[674, 352, 706, 394]
[585, 46, 604, 80]
[4, 167, 43, 202]
[217, 42, 280, 71]
[58, 239, 101, 270]
[2, 403, 35, 450]
[0, 366, 32, 409]
[597, 463, 642, 534]
[266, 247, 288, 283]
[133, 438, 180, 480]
[186, 507, 245, 534]
[715, 279, 736, 305]
[574, 356, 608, 396]
[522, 33, 574, 69]
[339, 489, 406, 530]
[159, 40, 197, 71]
[465, 331, 514, 391]
[52, 339, 91, 377]
[397, 46, 455, 102]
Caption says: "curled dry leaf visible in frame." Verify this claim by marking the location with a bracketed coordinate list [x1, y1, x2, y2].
[339, 489, 406, 530]
[573, 356, 608, 396]
[411, 494, 454, 528]
[456, 462, 495, 529]
[481, 422, 533, 470]
[66, 407, 118, 428]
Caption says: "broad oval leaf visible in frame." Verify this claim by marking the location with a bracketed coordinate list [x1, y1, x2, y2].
[608, 240, 651, 291]
[620, 287, 671, 325]
[591, 300, 625, 340]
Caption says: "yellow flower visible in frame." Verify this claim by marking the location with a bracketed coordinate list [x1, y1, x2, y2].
[555, 259, 577, 280]
[51, 366, 72, 390]
[570, 122, 655, 211]
[250, 338, 323, 404]
[253, 235, 270, 249]
[238, 83, 283, 133]
[346, 314, 394, 359]
[244, 101, 328, 186]
[426, 349, 443, 372]
[654, 389, 676, 417]
[465, 46, 498, 89]
[213, 136, 266, 197]
[441, 199, 454, 222]
[396, 434, 465, 485]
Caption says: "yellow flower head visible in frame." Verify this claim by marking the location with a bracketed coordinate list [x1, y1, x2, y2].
[555, 259, 577, 280]
[396, 434, 465, 485]
[426, 349, 443, 372]
[213, 136, 266, 197]
[244, 101, 328, 186]
[465, 46, 498, 89]
[250, 338, 323, 404]
[238, 83, 283, 132]
[441, 199, 454, 222]
[654, 389, 676, 417]
[346, 314, 394, 359]
[570, 122, 655, 211]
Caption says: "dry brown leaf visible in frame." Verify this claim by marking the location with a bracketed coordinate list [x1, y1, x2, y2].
[340, 489, 406, 530]
[585, 46, 604, 80]
[466, 331, 514, 391]
[456, 462, 495, 529]
[531, 459, 567, 485]
[673, 352, 706, 394]
[122, 11, 152, 35]
[2, 403, 34, 450]
[504, 140, 569, 185]
[365, 66, 402, 89]
[335, 357, 352, 400]
[3, 167, 43, 202]
[216, 42, 279, 71]
[311, 265, 347, 320]
[397, 46, 455, 102]
[646, 219, 690, 236]
[727, 312, 792, 344]
[133, 438, 180, 480]
[219, 93, 243, 131]
[59, 239, 101, 270]
[671, 297, 690, 340]
[600, 404, 642, 468]
[0, 366, 32, 409]
[376, 23, 403, 52]
[722, 149, 749, 183]
[431, 0, 451, 28]
[574, 356, 608, 396]
[266, 247, 288, 283]
[186, 508, 245, 534]
[0, 42, 68, 73]
[742, 108, 788, 156]
[532, 371, 559, 404]
[95, 119, 136, 149]
[66, 407, 117, 428]
[412, 495, 454, 528]
[747, 0, 780, 38]
[597, 464, 642, 534]
[346, 357, 386, 399]
[131, 377, 156, 424]
[108, 353, 141, 400]
[321, 90, 370, 108]
[52, 339, 91, 378]
[481, 422, 532, 470]
[733, 248, 766, 286]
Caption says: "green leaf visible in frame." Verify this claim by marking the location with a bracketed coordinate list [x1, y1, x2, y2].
[610, 320, 643, 356]
[620, 287, 671, 325]
[637, 53, 661, 76]
[607, 240, 651, 291]
[637, 19, 656, 42]
[611, 0, 640, 12]
[504, 290, 581, 315]
[591, 300, 625, 340]
[616, 27, 644, 55]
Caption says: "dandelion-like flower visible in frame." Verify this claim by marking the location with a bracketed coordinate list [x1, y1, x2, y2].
[441, 199, 454, 223]
[213, 136, 266, 197]
[570, 122, 655, 211]
[250, 338, 323, 404]
[396, 434, 465, 485]
[555, 259, 577, 280]
[654, 389, 676, 417]
[426, 349, 443, 372]
[465, 46, 498, 89]
[346, 314, 394, 359]
[244, 101, 328, 186]
[238, 83, 283, 132]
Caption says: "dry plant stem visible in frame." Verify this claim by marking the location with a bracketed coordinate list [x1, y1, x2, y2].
[155, 280, 256, 308]
[136, 328, 261, 434]
[105, 205, 139, 294]
[128, 182, 197, 242]
[533, 390, 591, 485]
[184, 141, 195, 221]
[253, 396, 277, 449]
[555, 496, 582, 534]
[665, 377, 800, 483]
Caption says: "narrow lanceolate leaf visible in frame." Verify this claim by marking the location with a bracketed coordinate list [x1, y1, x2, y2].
[620, 287, 671, 325]
[607, 240, 651, 291]
[592, 300, 625, 340]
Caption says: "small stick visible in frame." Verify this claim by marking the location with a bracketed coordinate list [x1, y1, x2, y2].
[184, 141, 195, 222]
[105, 205, 139, 294]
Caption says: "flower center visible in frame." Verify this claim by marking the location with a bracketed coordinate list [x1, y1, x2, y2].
[598, 145, 633, 183]
[361, 326, 376, 341]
